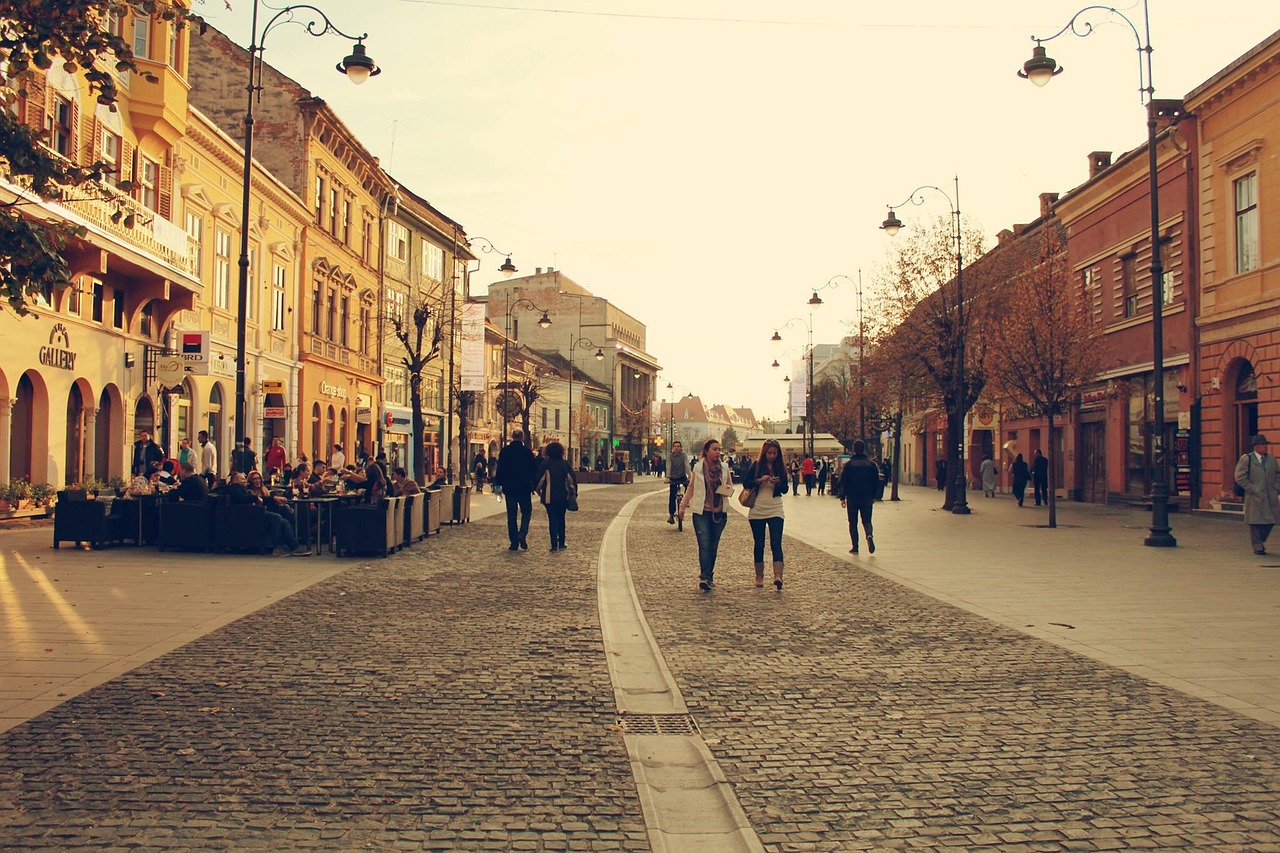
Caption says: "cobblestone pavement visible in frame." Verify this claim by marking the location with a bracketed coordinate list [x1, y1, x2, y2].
[628, 492, 1280, 852]
[0, 485, 653, 851]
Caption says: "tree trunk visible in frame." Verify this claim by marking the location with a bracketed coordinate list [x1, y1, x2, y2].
[890, 408, 903, 501]
[1047, 409, 1057, 528]
[456, 395, 470, 487]
[944, 405, 962, 511]
[409, 380, 426, 486]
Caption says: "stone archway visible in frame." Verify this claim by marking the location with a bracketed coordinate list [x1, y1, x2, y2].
[97, 384, 124, 482]
[12, 370, 50, 483]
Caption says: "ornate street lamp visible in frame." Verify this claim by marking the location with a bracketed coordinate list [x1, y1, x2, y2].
[500, 296, 551, 441]
[1017, 2, 1176, 547]
[879, 178, 969, 515]
[235, 2, 380, 449]
[567, 334, 604, 467]
[771, 318, 816, 459]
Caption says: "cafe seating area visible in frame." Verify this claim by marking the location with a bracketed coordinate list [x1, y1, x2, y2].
[51, 485, 472, 558]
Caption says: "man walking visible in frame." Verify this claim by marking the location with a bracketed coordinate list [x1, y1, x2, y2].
[665, 440, 690, 524]
[197, 430, 218, 484]
[801, 454, 816, 496]
[1235, 434, 1280, 555]
[230, 437, 257, 475]
[1031, 449, 1049, 506]
[264, 436, 288, 477]
[840, 440, 881, 554]
[495, 428, 538, 551]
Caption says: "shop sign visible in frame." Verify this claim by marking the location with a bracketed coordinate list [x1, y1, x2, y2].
[178, 331, 210, 374]
[355, 406, 372, 423]
[262, 379, 286, 395]
[264, 406, 287, 419]
[383, 406, 412, 431]
[38, 323, 77, 371]
[319, 381, 349, 401]
[1080, 388, 1108, 410]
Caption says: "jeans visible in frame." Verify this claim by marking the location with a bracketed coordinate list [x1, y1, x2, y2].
[846, 501, 873, 549]
[667, 477, 687, 516]
[803, 474, 815, 495]
[1033, 478, 1048, 505]
[505, 490, 532, 544]
[545, 502, 567, 549]
[266, 512, 299, 549]
[691, 511, 727, 582]
[749, 516, 784, 563]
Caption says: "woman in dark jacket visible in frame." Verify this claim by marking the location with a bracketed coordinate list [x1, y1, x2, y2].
[1010, 453, 1031, 507]
[536, 441, 577, 552]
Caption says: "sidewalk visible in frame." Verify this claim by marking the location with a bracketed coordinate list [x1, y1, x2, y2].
[757, 483, 1280, 726]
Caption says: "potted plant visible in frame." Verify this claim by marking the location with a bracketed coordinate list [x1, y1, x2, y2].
[30, 482, 55, 507]
[7, 480, 32, 510]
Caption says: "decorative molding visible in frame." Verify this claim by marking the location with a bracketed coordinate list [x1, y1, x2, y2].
[1216, 138, 1265, 174]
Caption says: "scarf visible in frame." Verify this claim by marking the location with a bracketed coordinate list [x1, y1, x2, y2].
[703, 458, 724, 512]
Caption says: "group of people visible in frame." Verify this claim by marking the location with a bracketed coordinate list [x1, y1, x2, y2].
[491, 429, 579, 553]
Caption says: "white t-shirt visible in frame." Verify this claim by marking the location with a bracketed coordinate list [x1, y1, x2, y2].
[748, 468, 786, 520]
[332, 450, 346, 470]
[201, 441, 218, 475]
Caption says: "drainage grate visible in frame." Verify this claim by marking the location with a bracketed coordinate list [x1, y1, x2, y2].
[615, 713, 700, 736]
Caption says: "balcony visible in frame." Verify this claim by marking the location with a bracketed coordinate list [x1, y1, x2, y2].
[302, 331, 379, 376]
[60, 185, 197, 281]
[128, 59, 191, 146]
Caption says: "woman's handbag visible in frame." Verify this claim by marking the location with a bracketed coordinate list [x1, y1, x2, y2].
[738, 487, 758, 508]
[566, 474, 579, 512]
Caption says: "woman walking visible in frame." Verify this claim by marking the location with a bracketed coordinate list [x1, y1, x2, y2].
[743, 438, 789, 590]
[1010, 453, 1030, 507]
[536, 441, 576, 552]
[980, 454, 997, 498]
[678, 438, 734, 592]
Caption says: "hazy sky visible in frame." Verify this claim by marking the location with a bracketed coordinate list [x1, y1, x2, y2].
[205, 1, 1276, 422]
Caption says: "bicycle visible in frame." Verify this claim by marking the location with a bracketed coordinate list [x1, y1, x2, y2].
[672, 479, 686, 532]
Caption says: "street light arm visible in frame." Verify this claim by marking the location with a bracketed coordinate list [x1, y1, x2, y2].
[1024, 3, 1152, 102]
[884, 184, 956, 217]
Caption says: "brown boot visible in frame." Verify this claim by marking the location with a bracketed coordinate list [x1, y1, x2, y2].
[754, 562, 765, 587]
[772, 561, 784, 591]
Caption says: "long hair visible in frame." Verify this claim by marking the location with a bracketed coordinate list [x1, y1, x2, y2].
[700, 438, 719, 458]
[545, 440, 565, 461]
[755, 439, 785, 479]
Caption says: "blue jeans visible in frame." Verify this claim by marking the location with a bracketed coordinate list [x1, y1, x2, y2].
[506, 490, 532, 545]
[691, 510, 727, 582]
[749, 516, 784, 563]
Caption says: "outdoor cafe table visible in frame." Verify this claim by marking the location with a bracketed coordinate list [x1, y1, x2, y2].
[289, 492, 361, 556]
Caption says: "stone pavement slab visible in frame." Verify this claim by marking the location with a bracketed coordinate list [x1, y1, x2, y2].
[628, 488, 1280, 851]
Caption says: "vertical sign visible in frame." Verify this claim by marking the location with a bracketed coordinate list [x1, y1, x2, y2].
[789, 359, 807, 418]
[180, 331, 210, 375]
[1173, 427, 1191, 496]
[460, 301, 486, 391]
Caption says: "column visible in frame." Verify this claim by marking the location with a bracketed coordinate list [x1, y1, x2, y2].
[83, 407, 97, 482]
[0, 398, 12, 485]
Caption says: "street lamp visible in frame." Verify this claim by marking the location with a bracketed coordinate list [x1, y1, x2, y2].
[500, 295, 551, 440]
[567, 334, 604, 468]
[234, 2, 380, 450]
[807, 274, 851, 308]
[880, 177, 969, 515]
[1018, 0, 1175, 547]
[468, 236, 518, 279]
[770, 318, 816, 459]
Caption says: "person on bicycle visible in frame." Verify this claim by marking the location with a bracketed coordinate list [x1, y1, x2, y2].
[665, 440, 690, 524]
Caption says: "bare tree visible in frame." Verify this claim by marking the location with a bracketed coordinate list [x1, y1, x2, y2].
[385, 287, 446, 485]
[986, 222, 1105, 528]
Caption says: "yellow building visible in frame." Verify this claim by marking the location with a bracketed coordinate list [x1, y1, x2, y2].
[0, 7, 201, 485]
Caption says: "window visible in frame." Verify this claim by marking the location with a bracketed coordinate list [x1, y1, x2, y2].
[1235, 172, 1259, 274]
[91, 281, 104, 322]
[133, 11, 150, 60]
[362, 219, 373, 263]
[101, 130, 121, 184]
[314, 175, 324, 224]
[168, 20, 181, 70]
[541, 407, 548, 429]
[387, 221, 408, 261]
[328, 187, 338, 235]
[554, 408, 561, 431]
[112, 287, 125, 329]
[423, 240, 444, 281]
[48, 95, 72, 157]
[1121, 254, 1137, 318]
[140, 301, 154, 337]
[137, 155, 158, 210]
[387, 288, 406, 327]
[360, 305, 371, 352]
[272, 264, 287, 331]
[185, 210, 204, 276]
[342, 200, 351, 245]
[214, 229, 231, 309]
[327, 288, 338, 342]
[311, 279, 322, 334]
[246, 248, 256, 319]
[1158, 240, 1175, 306]
[340, 295, 350, 347]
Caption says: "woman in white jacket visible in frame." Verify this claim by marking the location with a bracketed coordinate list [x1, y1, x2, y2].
[677, 438, 734, 591]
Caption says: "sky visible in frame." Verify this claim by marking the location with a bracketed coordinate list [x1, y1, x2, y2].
[202, 0, 1277, 424]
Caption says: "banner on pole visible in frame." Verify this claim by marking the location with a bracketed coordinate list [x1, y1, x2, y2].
[460, 302, 486, 392]
[789, 360, 807, 417]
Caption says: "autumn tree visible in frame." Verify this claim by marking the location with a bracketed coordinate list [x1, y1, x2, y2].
[385, 286, 448, 485]
[863, 312, 934, 501]
[721, 425, 738, 451]
[571, 396, 596, 465]
[0, 1, 200, 314]
[986, 222, 1105, 528]
[877, 215, 1002, 510]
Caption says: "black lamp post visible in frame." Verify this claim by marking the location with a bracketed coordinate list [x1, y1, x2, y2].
[1018, 1, 1176, 548]
[880, 177, 969, 514]
[770, 317, 816, 458]
[567, 334, 604, 467]
[235, 2, 380, 452]
[456, 237, 516, 481]
[501, 295, 551, 441]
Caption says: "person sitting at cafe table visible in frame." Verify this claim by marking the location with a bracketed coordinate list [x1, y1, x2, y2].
[154, 460, 179, 490]
[226, 472, 311, 556]
[391, 467, 421, 496]
[341, 458, 387, 502]
[173, 461, 209, 502]
[245, 470, 298, 531]
[290, 463, 323, 497]
[428, 467, 448, 490]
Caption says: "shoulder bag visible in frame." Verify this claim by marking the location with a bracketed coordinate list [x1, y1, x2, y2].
[738, 486, 758, 508]
[566, 472, 579, 512]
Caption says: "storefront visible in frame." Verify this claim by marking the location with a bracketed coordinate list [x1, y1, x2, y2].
[298, 368, 355, 466]
[382, 403, 413, 473]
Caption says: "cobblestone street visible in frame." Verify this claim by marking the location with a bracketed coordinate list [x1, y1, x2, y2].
[2, 481, 1280, 850]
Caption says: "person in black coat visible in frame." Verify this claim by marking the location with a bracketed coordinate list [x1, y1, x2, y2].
[495, 428, 538, 551]
[131, 430, 164, 476]
[536, 441, 577, 552]
[840, 440, 882, 555]
[1031, 449, 1050, 506]
[1011, 453, 1031, 507]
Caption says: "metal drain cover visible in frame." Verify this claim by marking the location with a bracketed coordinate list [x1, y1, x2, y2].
[615, 713, 700, 736]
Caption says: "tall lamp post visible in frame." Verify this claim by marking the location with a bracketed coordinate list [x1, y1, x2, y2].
[880, 177, 969, 514]
[808, 274, 860, 439]
[235, 3, 380, 447]
[771, 317, 816, 458]
[456, 237, 516, 481]
[500, 296, 551, 440]
[567, 335, 604, 468]
[1018, 0, 1175, 546]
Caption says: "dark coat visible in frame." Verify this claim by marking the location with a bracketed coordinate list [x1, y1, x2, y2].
[537, 458, 577, 506]
[840, 454, 881, 504]
[1011, 458, 1031, 489]
[1031, 454, 1049, 483]
[132, 440, 164, 475]
[495, 441, 538, 494]
[743, 461, 790, 497]
[173, 474, 209, 503]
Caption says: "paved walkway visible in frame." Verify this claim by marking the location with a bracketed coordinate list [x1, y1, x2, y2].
[0, 480, 1278, 850]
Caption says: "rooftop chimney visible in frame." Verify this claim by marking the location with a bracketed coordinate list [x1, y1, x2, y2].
[1152, 99, 1184, 133]
[1089, 151, 1113, 179]
[535, 267, 543, 275]
[1039, 192, 1060, 217]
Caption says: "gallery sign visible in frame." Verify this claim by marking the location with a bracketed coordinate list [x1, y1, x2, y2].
[38, 323, 77, 371]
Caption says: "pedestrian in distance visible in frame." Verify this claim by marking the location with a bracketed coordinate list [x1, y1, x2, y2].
[816, 457, 828, 495]
[801, 454, 816, 496]
[131, 430, 164, 476]
[495, 428, 538, 552]
[472, 449, 488, 493]
[934, 457, 947, 491]
[1011, 453, 1030, 506]
[789, 456, 801, 496]
[330, 443, 346, 472]
[535, 440, 577, 552]
[1032, 449, 1049, 506]
[840, 440, 880, 555]
[665, 440, 690, 524]
[1234, 434, 1280, 555]
[230, 437, 257, 475]
[743, 438, 789, 590]
[678, 438, 734, 592]
[980, 454, 997, 498]
[264, 436, 288, 478]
